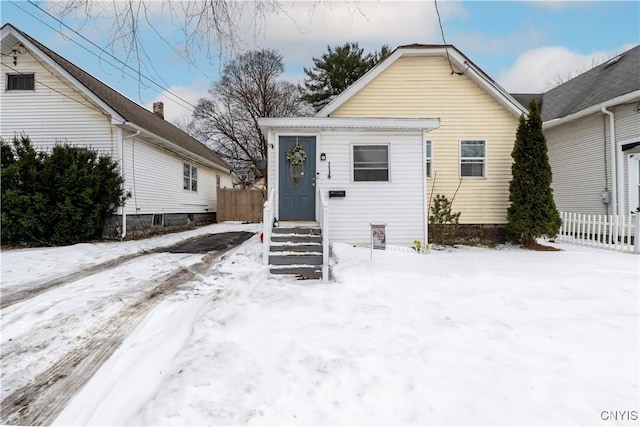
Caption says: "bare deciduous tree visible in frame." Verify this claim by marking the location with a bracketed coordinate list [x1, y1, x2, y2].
[192, 49, 311, 185]
[50, 1, 283, 73]
[543, 54, 618, 90]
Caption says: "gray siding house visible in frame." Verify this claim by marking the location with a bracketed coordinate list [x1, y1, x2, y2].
[1, 24, 233, 237]
[513, 44, 640, 217]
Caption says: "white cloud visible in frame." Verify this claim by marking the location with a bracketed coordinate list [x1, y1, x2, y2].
[143, 79, 210, 124]
[237, 0, 466, 64]
[497, 45, 632, 93]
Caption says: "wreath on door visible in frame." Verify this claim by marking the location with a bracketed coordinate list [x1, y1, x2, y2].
[286, 143, 307, 166]
[286, 143, 306, 186]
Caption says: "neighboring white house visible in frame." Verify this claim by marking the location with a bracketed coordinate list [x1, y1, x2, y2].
[1, 23, 233, 237]
[260, 44, 528, 247]
[513, 44, 640, 217]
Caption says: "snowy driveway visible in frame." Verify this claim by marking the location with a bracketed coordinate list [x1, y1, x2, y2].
[0, 224, 257, 425]
[1, 229, 639, 425]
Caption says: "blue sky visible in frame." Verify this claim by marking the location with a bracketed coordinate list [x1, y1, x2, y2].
[2, 1, 639, 122]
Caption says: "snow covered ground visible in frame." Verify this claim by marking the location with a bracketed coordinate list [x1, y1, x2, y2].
[2, 227, 639, 426]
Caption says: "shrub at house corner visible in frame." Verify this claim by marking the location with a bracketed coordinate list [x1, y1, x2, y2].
[1, 135, 128, 246]
[507, 99, 561, 245]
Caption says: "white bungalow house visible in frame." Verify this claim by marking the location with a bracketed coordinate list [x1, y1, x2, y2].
[259, 44, 528, 279]
[1, 24, 233, 237]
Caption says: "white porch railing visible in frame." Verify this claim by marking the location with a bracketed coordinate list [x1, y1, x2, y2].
[262, 187, 275, 266]
[319, 189, 330, 282]
[557, 211, 639, 254]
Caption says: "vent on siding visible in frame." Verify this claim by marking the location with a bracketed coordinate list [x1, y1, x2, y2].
[152, 214, 164, 227]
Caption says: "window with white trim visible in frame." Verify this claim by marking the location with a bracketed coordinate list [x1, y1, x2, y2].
[460, 140, 486, 177]
[7, 73, 34, 91]
[183, 163, 197, 191]
[216, 174, 221, 187]
[425, 140, 432, 178]
[353, 145, 389, 181]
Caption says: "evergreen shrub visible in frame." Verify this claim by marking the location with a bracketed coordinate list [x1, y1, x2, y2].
[1, 134, 128, 246]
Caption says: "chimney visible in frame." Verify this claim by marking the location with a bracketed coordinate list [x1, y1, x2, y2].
[153, 102, 164, 120]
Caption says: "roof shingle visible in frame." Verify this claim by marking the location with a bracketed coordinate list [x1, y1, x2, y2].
[511, 44, 640, 121]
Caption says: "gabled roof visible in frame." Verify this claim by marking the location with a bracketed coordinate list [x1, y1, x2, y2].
[317, 43, 528, 118]
[1, 23, 230, 172]
[511, 44, 640, 124]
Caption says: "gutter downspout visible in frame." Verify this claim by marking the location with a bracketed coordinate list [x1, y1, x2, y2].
[121, 129, 140, 239]
[422, 130, 429, 250]
[602, 107, 618, 217]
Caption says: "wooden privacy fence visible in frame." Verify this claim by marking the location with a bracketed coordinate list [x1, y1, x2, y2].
[217, 188, 265, 223]
[557, 211, 639, 254]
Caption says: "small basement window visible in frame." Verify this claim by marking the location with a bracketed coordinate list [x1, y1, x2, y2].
[353, 145, 389, 181]
[152, 214, 164, 226]
[6, 73, 35, 91]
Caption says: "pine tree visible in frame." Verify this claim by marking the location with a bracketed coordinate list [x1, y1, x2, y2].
[507, 99, 561, 245]
[301, 42, 390, 112]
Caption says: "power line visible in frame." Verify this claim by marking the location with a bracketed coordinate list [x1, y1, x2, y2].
[433, 0, 463, 76]
[11, 1, 201, 114]
[23, 0, 199, 110]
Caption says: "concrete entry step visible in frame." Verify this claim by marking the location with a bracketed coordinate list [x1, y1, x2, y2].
[272, 227, 321, 236]
[270, 244, 321, 253]
[269, 254, 323, 265]
[270, 267, 322, 280]
[268, 226, 325, 280]
[271, 234, 322, 244]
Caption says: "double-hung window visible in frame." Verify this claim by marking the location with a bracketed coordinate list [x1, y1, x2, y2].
[425, 140, 432, 178]
[183, 163, 197, 191]
[460, 140, 486, 177]
[353, 145, 389, 181]
[6, 73, 35, 91]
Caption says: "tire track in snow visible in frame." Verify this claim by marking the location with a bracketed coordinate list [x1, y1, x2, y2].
[0, 248, 167, 310]
[0, 249, 228, 426]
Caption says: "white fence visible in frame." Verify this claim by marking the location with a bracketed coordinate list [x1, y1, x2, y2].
[557, 212, 639, 254]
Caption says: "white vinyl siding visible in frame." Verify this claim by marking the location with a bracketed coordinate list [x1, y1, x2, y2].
[331, 56, 519, 225]
[545, 106, 640, 215]
[546, 112, 610, 215]
[121, 135, 219, 214]
[613, 103, 640, 142]
[316, 130, 424, 246]
[546, 103, 639, 216]
[0, 50, 115, 157]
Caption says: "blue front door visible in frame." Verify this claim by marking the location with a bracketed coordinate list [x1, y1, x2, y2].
[279, 136, 316, 220]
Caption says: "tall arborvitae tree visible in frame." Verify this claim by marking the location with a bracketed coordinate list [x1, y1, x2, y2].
[507, 99, 561, 245]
